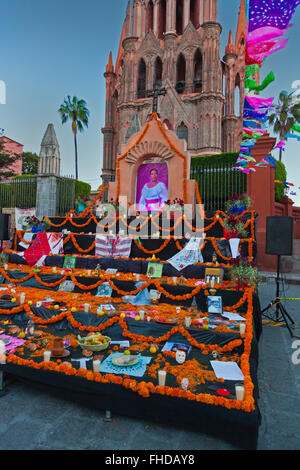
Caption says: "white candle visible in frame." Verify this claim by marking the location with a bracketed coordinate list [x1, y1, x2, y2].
[84, 304, 90, 313]
[240, 323, 246, 335]
[235, 385, 245, 401]
[176, 307, 181, 315]
[20, 293, 26, 304]
[136, 274, 140, 281]
[184, 316, 192, 328]
[93, 360, 101, 373]
[139, 309, 145, 321]
[158, 370, 167, 386]
[147, 316, 151, 322]
[52, 267, 57, 273]
[4, 264, 8, 271]
[173, 277, 177, 284]
[44, 351, 51, 362]
[87, 270, 91, 277]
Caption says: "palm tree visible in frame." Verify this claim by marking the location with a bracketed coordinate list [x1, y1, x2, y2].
[268, 91, 300, 162]
[58, 96, 89, 179]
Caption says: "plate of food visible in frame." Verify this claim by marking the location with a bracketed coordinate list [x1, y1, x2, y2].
[112, 354, 140, 367]
[77, 334, 111, 352]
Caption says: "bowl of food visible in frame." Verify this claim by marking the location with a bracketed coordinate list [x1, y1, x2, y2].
[77, 333, 111, 352]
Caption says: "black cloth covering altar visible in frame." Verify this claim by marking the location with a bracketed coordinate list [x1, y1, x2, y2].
[0, 291, 261, 449]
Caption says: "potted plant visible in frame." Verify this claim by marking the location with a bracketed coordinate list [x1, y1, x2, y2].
[75, 195, 90, 215]
[0, 249, 8, 268]
[225, 193, 251, 215]
[229, 257, 260, 290]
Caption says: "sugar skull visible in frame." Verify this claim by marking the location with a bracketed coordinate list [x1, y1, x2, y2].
[176, 350, 186, 365]
[181, 378, 189, 390]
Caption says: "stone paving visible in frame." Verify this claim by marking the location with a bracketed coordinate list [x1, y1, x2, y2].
[0, 279, 300, 450]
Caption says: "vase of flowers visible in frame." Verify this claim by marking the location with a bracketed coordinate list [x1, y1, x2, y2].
[0, 249, 8, 268]
[25, 216, 47, 233]
[223, 215, 248, 240]
[225, 193, 251, 215]
[165, 198, 184, 219]
[75, 196, 90, 214]
[229, 257, 260, 290]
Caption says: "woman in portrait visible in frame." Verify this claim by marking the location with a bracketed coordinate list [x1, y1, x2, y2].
[138, 168, 168, 211]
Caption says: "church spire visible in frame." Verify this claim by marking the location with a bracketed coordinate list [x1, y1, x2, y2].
[106, 52, 114, 74]
[125, 1, 132, 38]
[235, 0, 247, 46]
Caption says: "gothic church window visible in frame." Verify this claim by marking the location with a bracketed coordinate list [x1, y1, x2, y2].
[146, 0, 154, 34]
[153, 57, 163, 87]
[176, 53, 186, 94]
[158, 0, 167, 39]
[234, 74, 241, 116]
[177, 122, 188, 143]
[194, 49, 202, 92]
[176, 0, 184, 35]
[190, 0, 199, 28]
[137, 59, 147, 99]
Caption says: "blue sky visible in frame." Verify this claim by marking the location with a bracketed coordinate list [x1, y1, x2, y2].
[1, 0, 300, 203]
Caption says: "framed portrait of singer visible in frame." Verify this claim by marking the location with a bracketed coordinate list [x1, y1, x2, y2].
[136, 163, 168, 211]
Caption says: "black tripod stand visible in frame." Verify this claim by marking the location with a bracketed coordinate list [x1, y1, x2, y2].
[261, 255, 298, 338]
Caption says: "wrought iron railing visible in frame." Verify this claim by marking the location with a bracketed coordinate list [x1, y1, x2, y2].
[190, 162, 247, 212]
[0, 176, 37, 209]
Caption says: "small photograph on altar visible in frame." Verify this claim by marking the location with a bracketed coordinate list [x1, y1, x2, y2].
[207, 296, 223, 315]
[136, 163, 168, 211]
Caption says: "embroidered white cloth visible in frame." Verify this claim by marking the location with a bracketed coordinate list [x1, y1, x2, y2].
[168, 237, 204, 272]
[95, 235, 132, 258]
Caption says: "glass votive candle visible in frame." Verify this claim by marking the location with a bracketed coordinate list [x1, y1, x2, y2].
[235, 385, 245, 401]
[84, 303, 90, 313]
[173, 277, 177, 285]
[93, 360, 101, 373]
[184, 316, 192, 328]
[87, 270, 91, 277]
[176, 307, 181, 314]
[158, 370, 167, 386]
[20, 293, 26, 304]
[4, 264, 8, 271]
[136, 274, 140, 281]
[240, 323, 246, 335]
[44, 351, 51, 362]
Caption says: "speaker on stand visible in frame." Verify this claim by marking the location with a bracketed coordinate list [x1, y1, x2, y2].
[0, 213, 10, 248]
[262, 216, 298, 338]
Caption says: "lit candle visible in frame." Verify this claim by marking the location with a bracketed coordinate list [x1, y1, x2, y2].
[20, 293, 26, 304]
[84, 304, 90, 313]
[211, 277, 215, 289]
[240, 323, 246, 335]
[93, 360, 101, 373]
[44, 351, 51, 362]
[136, 274, 140, 281]
[235, 385, 245, 401]
[87, 270, 91, 277]
[184, 316, 192, 328]
[158, 370, 167, 386]
[4, 264, 8, 271]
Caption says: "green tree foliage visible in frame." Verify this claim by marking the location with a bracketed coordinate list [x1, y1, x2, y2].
[58, 96, 89, 180]
[0, 141, 21, 180]
[269, 91, 300, 161]
[22, 152, 39, 175]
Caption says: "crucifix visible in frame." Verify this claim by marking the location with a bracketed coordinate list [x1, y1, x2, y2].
[147, 81, 167, 117]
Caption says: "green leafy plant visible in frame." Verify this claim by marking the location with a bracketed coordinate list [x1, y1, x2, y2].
[229, 257, 260, 290]
[223, 215, 248, 239]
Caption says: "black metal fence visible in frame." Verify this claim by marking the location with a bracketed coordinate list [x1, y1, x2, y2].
[57, 176, 76, 216]
[0, 176, 37, 209]
[190, 162, 247, 212]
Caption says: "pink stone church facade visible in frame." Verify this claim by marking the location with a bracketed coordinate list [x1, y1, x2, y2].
[101, 0, 246, 186]
[0, 136, 23, 176]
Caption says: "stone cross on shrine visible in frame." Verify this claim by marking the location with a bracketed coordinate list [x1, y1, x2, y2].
[146, 82, 167, 117]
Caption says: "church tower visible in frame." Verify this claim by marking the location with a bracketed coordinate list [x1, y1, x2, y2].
[38, 123, 61, 176]
[101, 0, 246, 186]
